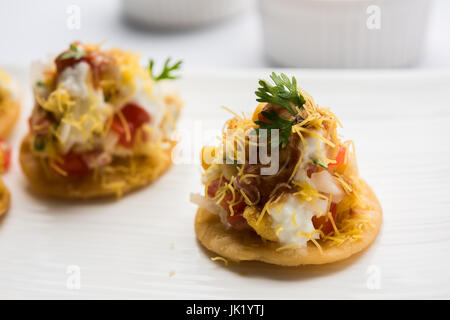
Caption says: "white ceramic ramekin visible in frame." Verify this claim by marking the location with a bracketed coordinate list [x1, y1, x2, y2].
[123, 0, 254, 29]
[259, 0, 433, 68]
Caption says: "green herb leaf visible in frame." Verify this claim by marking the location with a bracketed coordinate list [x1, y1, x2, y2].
[149, 57, 183, 82]
[311, 158, 328, 169]
[255, 72, 305, 115]
[254, 110, 293, 148]
[56, 44, 86, 61]
[36, 81, 46, 88]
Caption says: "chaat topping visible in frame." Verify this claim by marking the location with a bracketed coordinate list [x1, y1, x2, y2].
[193, 73, 371, 250]
[28, 42, 183, 178]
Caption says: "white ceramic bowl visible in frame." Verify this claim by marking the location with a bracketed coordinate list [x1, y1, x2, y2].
[123, 0, 254, 29]
[259, 0, 433, 68]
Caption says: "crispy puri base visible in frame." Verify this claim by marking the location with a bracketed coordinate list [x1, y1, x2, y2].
[0, 180, 10, 217]
[195, 180, 382, 266]
[19, 134, 174, 199]
[0, 100, 20, 138]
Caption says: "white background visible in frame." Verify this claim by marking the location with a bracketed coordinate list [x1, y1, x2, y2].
[0, 0, 449, 69]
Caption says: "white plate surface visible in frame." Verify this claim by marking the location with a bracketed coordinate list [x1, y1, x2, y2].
[0, 67, 449, 299]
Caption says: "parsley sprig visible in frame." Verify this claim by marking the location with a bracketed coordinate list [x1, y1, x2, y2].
[149, 57, 183, 82]
[56, 44, 86, 61]
[255, 72, 305, 116]
[254, 110, 293, 148]
[254, 73, 306, 148]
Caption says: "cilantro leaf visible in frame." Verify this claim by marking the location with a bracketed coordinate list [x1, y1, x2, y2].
[56, 44, 86, 61]
[255, 72, 305, 115]
[149, 57, 183, 82]
[254, 110, 293, 148]
[311, 158, 328, 169]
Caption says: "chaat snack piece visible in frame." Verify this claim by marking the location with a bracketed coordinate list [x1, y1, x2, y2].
[0, 139, 11, 216]
[191, 73, 382, 266]
[0, 179, 10, 217]
[20, 43, 183, 199]
[0, 68, 21, 137]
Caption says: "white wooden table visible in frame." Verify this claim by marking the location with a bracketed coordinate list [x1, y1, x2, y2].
[0, 67, 449, 299]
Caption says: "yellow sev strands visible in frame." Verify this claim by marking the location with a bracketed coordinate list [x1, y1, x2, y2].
[201, 87, 372, 252]
[211, 256, 229, 266]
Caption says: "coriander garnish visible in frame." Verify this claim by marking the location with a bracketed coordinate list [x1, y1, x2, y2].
[149, 57, 183, 82]
[254, 110, 293, 148]
[56, 44, 86, 61]
[255, 72, 305, 116]
[254, 73, 306, 148]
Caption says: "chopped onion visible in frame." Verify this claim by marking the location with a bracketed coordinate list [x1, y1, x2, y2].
[190, 193, 230, 228]
[314, 198, 329, 216]
[311, 170, 345, 203]
[103, 132, 119, 153]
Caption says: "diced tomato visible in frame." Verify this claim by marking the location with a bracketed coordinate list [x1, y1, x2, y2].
[0, 138, 11, 172]
[110, 103, 151, 148]
[110, 116, 136, 148]
[55, 56, 80, 75]
[53, 152, 90, 177]
[207, 178, 223, 198]
[207, 178, 248, 230]
[121, 103, 151, 128]
[329, 145, 346, 168]
[312, 203, 337, 236]
[306, 163, 318, 178]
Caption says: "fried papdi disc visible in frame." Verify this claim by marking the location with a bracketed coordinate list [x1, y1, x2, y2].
[19, 134, 174, 199]
[0, 100, 20, 137]
[0, 180, 10, 217]
[195, 180, 382, 266]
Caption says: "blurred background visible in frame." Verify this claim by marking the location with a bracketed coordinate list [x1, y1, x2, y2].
[0, 0, 448, 69]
